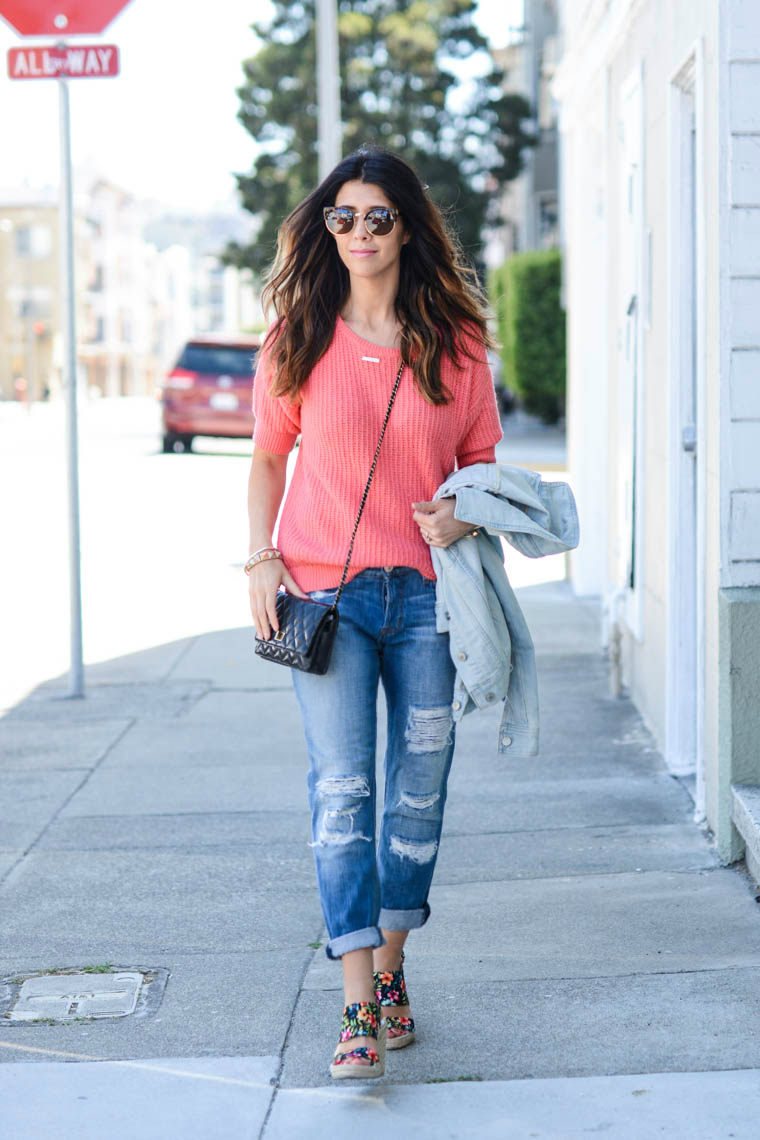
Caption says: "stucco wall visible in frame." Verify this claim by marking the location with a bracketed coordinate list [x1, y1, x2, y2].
[556, 0, 760, 858]
[605, 0, 719, 754]
[553, 0, 728, 831]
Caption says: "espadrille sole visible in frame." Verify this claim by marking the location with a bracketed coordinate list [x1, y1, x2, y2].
[386, 1028, 415, 1050]
[330, 1023, 387, 1079]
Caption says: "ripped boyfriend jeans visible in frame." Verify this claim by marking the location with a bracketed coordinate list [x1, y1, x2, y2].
[291, 567, 457, 960]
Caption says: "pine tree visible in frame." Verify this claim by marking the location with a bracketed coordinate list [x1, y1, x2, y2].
[223, 0, 535, 277]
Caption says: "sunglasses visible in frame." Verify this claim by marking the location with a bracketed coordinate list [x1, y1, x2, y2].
[323, 205, 399, 236]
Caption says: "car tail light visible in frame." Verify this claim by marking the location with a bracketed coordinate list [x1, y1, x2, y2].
[165, 368, 196, 390]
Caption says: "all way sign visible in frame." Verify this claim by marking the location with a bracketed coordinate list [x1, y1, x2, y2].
[8, 43, 119, 78]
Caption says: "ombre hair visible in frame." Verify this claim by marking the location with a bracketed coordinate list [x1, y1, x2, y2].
[260, 144, 493, 405]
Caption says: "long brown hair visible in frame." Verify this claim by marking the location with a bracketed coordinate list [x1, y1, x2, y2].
[260, 144, 493, 405]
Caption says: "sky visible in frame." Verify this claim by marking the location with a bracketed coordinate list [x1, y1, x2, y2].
[0, 0, 525, 212]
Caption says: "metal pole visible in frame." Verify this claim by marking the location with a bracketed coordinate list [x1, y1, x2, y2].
[316, 0, 341, 181]
[58, 68, 84, 698]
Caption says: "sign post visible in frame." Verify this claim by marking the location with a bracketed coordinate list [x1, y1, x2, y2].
[316, 0, 341, 181]
[2, 1, 132, 698]
[58, 65, 84, 697]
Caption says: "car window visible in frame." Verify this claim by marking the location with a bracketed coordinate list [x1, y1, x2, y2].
[176, 344, 257, 376]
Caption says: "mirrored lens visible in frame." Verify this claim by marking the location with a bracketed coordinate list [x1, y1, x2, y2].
[323, 206, 397, 236]
[324, 207, 354, 234]
[365, 208, 395, 235]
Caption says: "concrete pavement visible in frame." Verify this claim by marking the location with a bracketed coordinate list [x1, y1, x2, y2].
[2, 576, 760, 1138]
[2, 397, 759, 1135]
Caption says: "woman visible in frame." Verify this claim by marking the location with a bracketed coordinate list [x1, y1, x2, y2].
[246, 144, 502, 1078]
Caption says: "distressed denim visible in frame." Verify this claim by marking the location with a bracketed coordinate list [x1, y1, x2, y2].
[291, 567, 456, 960]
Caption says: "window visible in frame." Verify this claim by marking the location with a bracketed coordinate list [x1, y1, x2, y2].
[15, 224, 52, 258]
[175, 343, 257, 376]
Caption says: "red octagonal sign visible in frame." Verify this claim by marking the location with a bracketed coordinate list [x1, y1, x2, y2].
[0, 1, 133, 37]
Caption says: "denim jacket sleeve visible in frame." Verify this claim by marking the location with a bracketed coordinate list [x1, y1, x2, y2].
[440, 462, 579, 555]
[430, 463, 580, 758]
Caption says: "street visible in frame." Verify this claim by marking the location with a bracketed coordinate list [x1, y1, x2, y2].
[0, 397, 267, 711]
[0, 396, 566, 711]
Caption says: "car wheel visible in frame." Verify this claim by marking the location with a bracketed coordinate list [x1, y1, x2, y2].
[499, 388, 516, 415]
[162, 432, 193, 454]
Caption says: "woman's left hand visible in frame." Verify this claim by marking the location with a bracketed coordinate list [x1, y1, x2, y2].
[412, 497, 477, 548]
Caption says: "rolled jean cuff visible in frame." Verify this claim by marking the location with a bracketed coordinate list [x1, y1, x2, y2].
[378, 902, 431, 931]
[325, 925, 386, 961]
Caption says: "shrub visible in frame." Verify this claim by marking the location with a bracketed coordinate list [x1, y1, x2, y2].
[488, 249, 566, 424]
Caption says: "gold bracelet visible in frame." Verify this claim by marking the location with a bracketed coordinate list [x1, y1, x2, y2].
[244, 549, 282, 574]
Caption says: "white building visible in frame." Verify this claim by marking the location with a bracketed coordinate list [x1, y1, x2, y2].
[80, 178, 158, 396]
[552, 0, 760, 872]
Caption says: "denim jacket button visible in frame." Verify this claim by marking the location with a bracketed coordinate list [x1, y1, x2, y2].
[452, 700, 461, 711]
[486, 692, 495, 701]
[457, 651, 467, 662]
[502, 735, 512, 747]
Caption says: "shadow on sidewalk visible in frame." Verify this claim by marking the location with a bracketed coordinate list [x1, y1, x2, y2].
[4, 582, 759, 1096]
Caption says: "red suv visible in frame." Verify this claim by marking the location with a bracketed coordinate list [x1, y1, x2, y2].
[160, 334, 260, 453]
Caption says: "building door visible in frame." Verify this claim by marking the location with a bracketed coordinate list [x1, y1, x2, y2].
[615, 69, 645, 640]
[666, 51, 705, 806]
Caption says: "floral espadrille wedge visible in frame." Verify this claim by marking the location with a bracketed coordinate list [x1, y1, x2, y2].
[374, 951, 416, 1050]
[329, 1000, 387, 1079]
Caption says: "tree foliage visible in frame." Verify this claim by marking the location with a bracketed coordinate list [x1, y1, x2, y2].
[223, 0, 535, 277]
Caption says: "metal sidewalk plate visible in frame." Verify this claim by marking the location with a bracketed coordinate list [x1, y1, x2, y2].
[8, 971, 143, 1021]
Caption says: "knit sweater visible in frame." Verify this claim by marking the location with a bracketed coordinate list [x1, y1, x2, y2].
[252, 314, 503, 592]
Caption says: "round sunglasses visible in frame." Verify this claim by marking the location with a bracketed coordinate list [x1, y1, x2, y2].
[323, 205, 399, 236]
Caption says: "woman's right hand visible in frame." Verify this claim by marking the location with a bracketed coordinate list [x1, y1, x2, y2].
[248, 558, 310, 641]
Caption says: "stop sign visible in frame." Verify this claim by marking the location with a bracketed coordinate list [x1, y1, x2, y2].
[0, 1, 133, 36]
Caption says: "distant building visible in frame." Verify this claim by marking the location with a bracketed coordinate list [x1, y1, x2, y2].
[0, 188, 86, 402]
[487, 0, 560, 265]
[552, 0, 760, 873]
[143, 204, 262, 350]
[0, 176, 261, 401]
[79, 179, 158, 397]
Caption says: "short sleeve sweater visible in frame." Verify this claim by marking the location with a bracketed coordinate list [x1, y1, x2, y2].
[252, 314, 503, 592]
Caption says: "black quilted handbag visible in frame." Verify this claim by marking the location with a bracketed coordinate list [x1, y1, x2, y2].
[254, 360, 404, 674]
[255, 590, 338, 674]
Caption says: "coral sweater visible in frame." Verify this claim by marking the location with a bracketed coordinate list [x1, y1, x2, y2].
[252, 314, 503, 592]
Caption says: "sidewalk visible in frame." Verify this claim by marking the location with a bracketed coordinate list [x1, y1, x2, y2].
[2, 580, 760, 1138]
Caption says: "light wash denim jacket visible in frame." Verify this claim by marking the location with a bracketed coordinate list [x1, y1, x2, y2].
[430, 462, 580, 757]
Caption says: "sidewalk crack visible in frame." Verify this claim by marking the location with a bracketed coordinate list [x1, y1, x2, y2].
[0, 717, 137, 889]
[257, 933, 323, 1140]
[161, 635, 200, 682]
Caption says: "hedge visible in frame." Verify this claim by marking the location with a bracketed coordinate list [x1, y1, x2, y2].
[488, 248, 566, 424]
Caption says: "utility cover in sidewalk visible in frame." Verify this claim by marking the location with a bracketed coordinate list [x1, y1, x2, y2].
[6, 971, 143, 1021]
